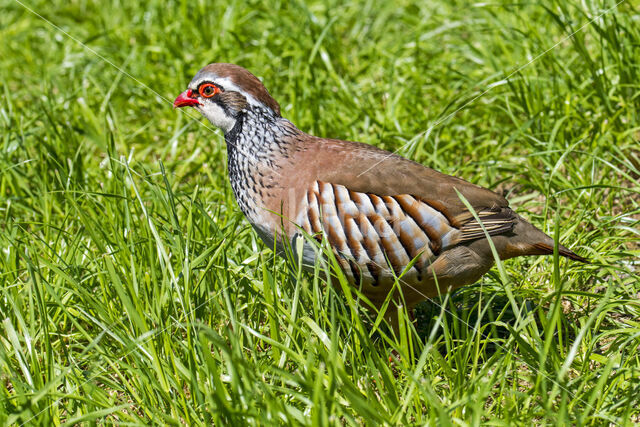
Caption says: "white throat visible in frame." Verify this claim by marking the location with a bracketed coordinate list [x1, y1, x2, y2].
[197, 102, 236, 133]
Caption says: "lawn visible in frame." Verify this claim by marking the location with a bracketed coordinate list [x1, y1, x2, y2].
[1, 0, 639, 424]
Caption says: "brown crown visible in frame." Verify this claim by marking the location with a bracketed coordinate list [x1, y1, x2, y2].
[198, 63, 281, 116]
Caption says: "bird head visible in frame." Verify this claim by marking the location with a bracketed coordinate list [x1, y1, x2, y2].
[174, 63, 281, 133]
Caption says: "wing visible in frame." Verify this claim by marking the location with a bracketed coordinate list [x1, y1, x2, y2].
[294, 136, 514, 229]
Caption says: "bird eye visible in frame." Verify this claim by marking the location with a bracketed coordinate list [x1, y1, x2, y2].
[199, 83, 219, 98]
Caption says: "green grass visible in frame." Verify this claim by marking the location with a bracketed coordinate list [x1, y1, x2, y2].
[1, 0, 639, 424]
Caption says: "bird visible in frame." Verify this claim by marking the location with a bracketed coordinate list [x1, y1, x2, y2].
[174, 63, 586, 320]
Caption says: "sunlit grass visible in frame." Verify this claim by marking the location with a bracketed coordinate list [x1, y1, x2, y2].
[0, 0, 639, 424]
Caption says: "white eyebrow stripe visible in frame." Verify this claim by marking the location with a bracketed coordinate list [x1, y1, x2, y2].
[189, 76, 265, 110]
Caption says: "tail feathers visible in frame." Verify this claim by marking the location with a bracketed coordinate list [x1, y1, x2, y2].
[532, 242, 589, 264]
[508, 214, 588, 263]
[460, 211, 588, 263]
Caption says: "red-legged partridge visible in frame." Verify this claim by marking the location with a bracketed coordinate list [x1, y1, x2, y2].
[174, 63, 586, 313]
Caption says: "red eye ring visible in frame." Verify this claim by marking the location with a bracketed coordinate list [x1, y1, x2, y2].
[198, 83, 220, 98]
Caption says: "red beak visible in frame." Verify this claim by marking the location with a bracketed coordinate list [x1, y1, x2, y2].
[173, 89, 200, 108]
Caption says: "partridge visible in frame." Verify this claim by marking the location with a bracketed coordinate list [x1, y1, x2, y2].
[174, 63, 586, 313]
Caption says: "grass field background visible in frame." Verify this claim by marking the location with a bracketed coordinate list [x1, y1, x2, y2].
[1, 0, 639, 424]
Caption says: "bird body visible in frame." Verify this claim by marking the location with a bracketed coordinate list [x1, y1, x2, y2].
[174, 63, 585, 310]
